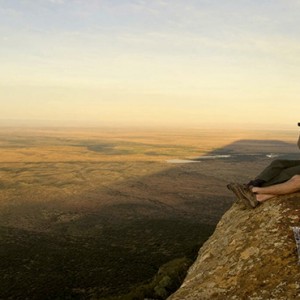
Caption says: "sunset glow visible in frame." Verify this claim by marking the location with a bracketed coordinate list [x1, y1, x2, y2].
[1, 0, 299, 128]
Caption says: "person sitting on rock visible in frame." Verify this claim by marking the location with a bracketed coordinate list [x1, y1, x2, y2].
[227, 130, 300, 208]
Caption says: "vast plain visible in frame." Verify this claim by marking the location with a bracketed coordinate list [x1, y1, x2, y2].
[0, 127, 298, 299]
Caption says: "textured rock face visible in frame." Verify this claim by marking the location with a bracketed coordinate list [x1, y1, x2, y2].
[168, 193, 300, 300]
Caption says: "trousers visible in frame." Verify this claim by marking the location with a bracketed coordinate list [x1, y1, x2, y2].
[256, 159, 300, 186]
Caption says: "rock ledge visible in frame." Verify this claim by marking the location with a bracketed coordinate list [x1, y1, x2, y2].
[168, 193, 300, 300]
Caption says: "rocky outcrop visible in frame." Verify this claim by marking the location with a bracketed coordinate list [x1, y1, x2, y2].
[168, 193, 300, 300]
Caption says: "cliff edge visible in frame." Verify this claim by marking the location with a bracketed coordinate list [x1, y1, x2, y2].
[168, 193, 300, 300]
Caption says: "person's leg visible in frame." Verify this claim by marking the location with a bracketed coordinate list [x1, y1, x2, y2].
[262, 164, 300, 186]
[254, 160, 300, 186]
[252, 175, 300, 202]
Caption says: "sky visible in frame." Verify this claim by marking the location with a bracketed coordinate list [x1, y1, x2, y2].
[0, 0, 300, 129]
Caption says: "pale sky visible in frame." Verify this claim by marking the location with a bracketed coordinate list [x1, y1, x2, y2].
[0, 0, 300, 128]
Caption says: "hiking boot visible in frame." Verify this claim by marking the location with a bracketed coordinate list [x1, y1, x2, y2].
[227, 183, 259, 208]
[240, 184, 259, 208]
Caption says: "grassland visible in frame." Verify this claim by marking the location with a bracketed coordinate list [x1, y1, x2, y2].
[0, 127, 297, 299]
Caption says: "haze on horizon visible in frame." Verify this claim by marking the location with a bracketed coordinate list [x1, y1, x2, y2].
[0, 0, 299, 129]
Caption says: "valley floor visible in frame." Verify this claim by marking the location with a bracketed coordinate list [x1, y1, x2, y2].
[0, 127, 297, 299]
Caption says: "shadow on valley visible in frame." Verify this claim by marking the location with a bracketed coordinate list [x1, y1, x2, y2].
[0, 139, 298, 300]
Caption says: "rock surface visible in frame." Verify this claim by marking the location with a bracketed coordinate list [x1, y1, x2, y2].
[168, 193, 300, 300]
